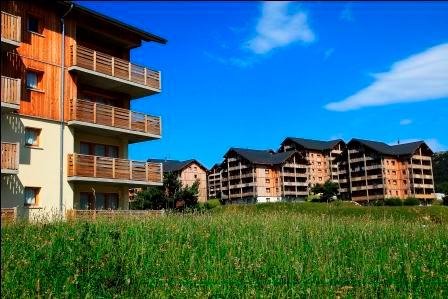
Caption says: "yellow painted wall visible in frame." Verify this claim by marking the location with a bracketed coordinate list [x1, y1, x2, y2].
[1, 114, 75, 221]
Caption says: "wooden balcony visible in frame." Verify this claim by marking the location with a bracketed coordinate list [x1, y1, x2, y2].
[1, 11, 21, 50]
[68, 99, 161, 143]
[1, 76, 21, 111]
[69, 45, 161, 99]
[67, 153, 163, 186]
[1, 142, 19, 175]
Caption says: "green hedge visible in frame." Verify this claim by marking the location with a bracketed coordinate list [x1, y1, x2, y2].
[384, 197, 403, 206]
[403, 197, 420, 206]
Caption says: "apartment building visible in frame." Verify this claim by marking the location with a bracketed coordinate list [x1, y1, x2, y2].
[346, 139, 435, 203]
[1, 1, 165, 220]
[208, 164, 222, 199]
[220, 148, 308, 203]
[147, 159, 208, 203]
[279, 137, 350, 198]
[212, 138, 435, 204]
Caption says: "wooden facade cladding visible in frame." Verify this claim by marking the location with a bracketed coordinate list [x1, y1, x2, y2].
[70, 45, 161, 91]
[67, 153, 163, 185]
[1, 11, 21, 46]
[1, 76, 21, 108]
[1, 142, 19, 174]
[69, 98, 161, 137]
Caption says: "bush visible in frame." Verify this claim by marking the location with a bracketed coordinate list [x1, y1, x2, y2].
[205, 199, 221, 210]
[403, 197, 420, 206]
[306, 194, 321, 202]
[384, 197, 403, 206]
[443, 196, 448, 206]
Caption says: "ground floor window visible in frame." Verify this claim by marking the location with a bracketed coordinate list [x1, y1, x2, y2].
[80, 192, 119, 210]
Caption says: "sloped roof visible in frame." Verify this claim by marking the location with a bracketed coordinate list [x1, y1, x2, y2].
[283, 137, 344, 151]
[349, 139, 431, 156]
[60, 1, 167, 44]
[226, 148, 296, 165]
[147, 159, 207, 173]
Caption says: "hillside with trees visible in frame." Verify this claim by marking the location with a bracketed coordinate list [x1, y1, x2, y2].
[433, 151, 448, 194]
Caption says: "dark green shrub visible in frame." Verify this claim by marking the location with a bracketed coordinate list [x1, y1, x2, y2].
[372, 200, 385, 206]
[205, 199, 221, 210]
[384, 197, 403, 206]
[443, 196, 448, 206]
[404, 197, 420, 206]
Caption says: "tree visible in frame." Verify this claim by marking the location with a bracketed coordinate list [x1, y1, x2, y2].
[130, 186, 165, 210]
[176, 180, 200, 209]
[163, 172, 182, 209]
[311, 180, 339, 202]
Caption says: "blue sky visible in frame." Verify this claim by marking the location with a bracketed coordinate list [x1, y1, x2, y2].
[80, 1, 448, 168]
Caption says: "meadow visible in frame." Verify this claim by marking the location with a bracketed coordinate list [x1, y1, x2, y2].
[2, 202, 448, 298]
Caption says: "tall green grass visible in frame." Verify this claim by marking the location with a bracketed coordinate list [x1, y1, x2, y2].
[2, 203, 447, 298]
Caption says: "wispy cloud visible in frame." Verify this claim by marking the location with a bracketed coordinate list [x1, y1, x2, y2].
[204, 51, 258, 68]
[246, 2, 315, 55]
[324, 48, 335, 60]
[325, 43, 448, 111]
[399, 119, 412, 125]
[340, 3, 354, 22]
[389, 138, 447, 152]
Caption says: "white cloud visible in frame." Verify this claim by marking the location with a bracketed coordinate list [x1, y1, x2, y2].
[325, 43, 448, 111]
[399, 119, 412, 125]
[389, 138, 447, 152]
[340, 3, 354, 22]
[246, 2, 315, 55]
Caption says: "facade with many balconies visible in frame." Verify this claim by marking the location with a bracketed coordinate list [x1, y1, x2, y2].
[210, 138, 435, 204]
[208, 164, 222, 199]
[279, 137, 350, 199]
[346, 139, 435, 203]
[1, 1, 166, 220]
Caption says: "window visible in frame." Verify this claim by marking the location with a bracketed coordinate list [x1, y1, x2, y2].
[26, 71, 38, 89]
[266, 179, 270, 184]
[28, 15, 40, 33]
[266, 188, 270, 193]
[405, 190, 408, 195]
[80, 142, 119, 158]
[403, 180, 407, 185]
[24, 187, 40, 206]
[319, 177, 322, 181]
[318, 162, 321, 166]
[194, 166, 197, 172]
[396, 191, 399, 196]
[402, 170, 406, 175]
[194, 174, 197, 179]
[391, 161, 396, 166]
[392, 171, 396, 175]
[265, 169, 269, 174]
[25, 127, 41, 147]
[80, 192, 119, 210]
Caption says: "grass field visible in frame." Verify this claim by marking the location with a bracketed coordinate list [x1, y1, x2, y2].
[2, 202, 448, 298]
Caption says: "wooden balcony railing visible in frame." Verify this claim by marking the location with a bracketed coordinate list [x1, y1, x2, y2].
[1, 11, 21, 43]
[70, 44, 161, 90]
[1, 76, 21, 106]
[69, 99, 161, 136]
[1, 142, 19, 172]
[68, 154, 163, 184]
